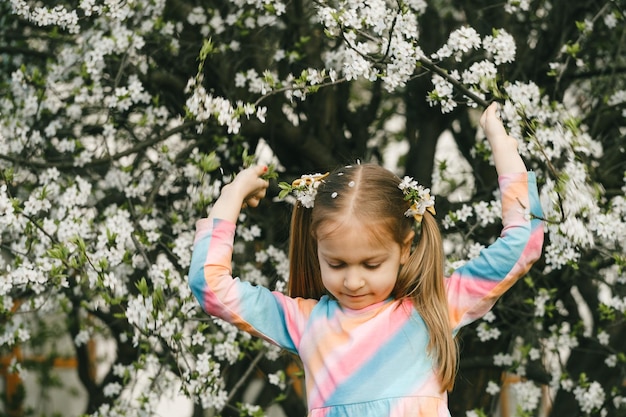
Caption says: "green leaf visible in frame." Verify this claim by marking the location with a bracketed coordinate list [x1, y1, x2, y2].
[565, 42, 580, 57]
[261, 164, 279, 180]
[200, 151, 220, 173]
[135, 278, 149, 297]
[242, 148, 255, 168]
[198, 38, 215, 62]
[153, 287, 165, 309]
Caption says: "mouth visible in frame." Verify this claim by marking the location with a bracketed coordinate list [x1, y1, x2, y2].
[343, 293, 367, 300]
[339, 294, 372, 310]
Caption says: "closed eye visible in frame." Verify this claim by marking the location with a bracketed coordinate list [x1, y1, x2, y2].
[327, 262, 346, 269]
[364, 263, 381, 270]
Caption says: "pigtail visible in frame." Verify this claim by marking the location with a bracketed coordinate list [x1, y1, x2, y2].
[397, 212, 458, 392]
[288, 202, 325, 299]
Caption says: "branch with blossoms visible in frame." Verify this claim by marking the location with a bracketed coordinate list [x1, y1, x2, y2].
[328, 18, 492, 109]
[417, 57, 490, 109]
[0, 121, 200, 170]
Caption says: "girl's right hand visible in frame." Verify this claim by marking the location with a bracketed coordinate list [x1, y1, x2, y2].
[207, 165, 269, 223]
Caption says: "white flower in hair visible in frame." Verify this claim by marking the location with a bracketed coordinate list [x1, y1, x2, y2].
[399, 176, 436, 223]
[294, 185, 318, 208]
[278, 172, 329, 208]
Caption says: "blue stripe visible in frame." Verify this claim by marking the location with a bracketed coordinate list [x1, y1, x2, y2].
[324, 311, 431, 405]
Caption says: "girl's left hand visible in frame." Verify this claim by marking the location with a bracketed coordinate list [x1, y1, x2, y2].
[480, 103, 526, 174]
[480, 102, 518, 152]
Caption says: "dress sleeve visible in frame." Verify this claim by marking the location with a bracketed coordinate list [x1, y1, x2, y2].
[446, 171, 544, 332]
[188, 218, 315, 353]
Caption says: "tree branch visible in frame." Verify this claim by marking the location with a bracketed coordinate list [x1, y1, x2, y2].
[418, 57, 490, 108]
[0, 120, 200, 170]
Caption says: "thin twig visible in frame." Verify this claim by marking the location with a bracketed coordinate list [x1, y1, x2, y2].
[223, 349, 266, 410]
[554, 1, 613, 93]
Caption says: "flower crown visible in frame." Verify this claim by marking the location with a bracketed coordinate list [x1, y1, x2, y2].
[278, 172, 329, 208]
[398, 176, 436, 224]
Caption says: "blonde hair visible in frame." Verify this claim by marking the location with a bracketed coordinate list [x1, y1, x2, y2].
[287, 163, 458, 391]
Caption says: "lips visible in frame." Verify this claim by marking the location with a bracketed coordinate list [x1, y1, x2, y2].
[342, 293, 369, 305]
[344, 293, 365, 298]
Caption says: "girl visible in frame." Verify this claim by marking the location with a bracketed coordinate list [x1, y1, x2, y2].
[188, 103, 544, 416]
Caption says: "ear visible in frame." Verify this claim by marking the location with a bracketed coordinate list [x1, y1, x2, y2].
[400, 230, 415, 264]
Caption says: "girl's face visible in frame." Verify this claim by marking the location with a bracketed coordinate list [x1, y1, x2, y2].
[316, 218, 413, 310]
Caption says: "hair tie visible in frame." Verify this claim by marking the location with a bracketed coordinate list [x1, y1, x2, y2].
[398, 176, 436, 224]
[278, 172, 329, 208]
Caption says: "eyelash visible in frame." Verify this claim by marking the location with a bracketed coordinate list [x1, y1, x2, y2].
[327, 262, 381, 269]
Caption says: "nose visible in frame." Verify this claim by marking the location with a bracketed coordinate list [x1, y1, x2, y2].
[343, 269, 364, 292]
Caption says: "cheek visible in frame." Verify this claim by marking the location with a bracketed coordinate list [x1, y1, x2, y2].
[319, 266, 336, 287]
[375, 267, 401, 291]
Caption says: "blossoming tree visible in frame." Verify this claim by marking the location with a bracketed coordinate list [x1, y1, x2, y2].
[0, 0, 624, 416]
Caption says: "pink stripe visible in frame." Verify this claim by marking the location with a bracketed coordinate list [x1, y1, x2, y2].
[306, 300, 411, 408]
[448, 227, 544, 328]
[200, 221, 242, 323]
[390, 395, 449, 417]
[275, 295, 317, 349]
[194, 218, 213, 244]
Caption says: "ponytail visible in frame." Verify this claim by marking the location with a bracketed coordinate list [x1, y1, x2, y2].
[288, 203, 325, 299]
[396, 211, 458, 392]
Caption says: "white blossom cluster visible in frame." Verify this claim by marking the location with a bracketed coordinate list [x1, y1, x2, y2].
[315, 0, 426, 91]
[504, 0, 530, 14]
[442, 198, 501, 231]
[10, 0, 80, 33]
[186, 78, 256, 134]
[512, 380, 543, 412]
[574, 381, 606, 415]
[428, 28, 516, 112]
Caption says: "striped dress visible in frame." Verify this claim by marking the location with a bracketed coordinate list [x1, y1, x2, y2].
[188, 172, 544, 417]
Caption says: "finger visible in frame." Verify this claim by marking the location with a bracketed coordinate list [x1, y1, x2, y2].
[250, 164, 268, 177]
[493, 103, 502, 121]
[246, 191, 266, 207]
[246, 196, 260, 208]
[242, 186, 267, 209]
[240, 166, 269, 192]
[247, 188, 266, 202]
[481, 102, 500, 128]
[254, 188, 267, 199]
[480, 102, 493, 126]
[251, 165, 270, 188]
[480, 106, 489, 129]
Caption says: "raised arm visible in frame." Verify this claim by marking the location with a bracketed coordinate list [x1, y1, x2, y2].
[188, 165, 315, 352]
[480, 102, 527, 175]
[446, 103, 544, 331]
